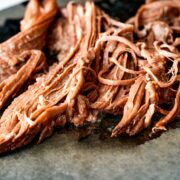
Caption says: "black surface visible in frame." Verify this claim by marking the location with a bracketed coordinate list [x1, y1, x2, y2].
[95, 0, 145, 21]
[0, 19, 20, 42]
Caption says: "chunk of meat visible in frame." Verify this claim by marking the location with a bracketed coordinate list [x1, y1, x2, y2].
[0, 0, 58, 109]
[0, 1, 102, 153]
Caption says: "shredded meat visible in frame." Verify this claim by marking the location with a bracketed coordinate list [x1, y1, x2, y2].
[0, 0, 179, 153]
[0, 0, 58, 109]
[0, 1, 103, 153]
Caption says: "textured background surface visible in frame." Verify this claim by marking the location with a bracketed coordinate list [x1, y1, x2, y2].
[1, 129, 180, 180]
[0, 1, 180, 180]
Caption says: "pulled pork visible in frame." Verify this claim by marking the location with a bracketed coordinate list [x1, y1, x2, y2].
[0, 0, 179, 153]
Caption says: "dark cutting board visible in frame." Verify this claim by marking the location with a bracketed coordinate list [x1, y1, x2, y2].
[0, 1, 180, 180]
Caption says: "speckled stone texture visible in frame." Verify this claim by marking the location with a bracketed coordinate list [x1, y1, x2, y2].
[0, 1, 180, 180]
[1, 129, 180, 180]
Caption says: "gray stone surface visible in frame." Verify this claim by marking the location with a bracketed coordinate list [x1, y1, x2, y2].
[0, 0, 85, 25]
[0, 129, 180, 180]
[0, 5, 24, 25]
[0, 1, 180, 180]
